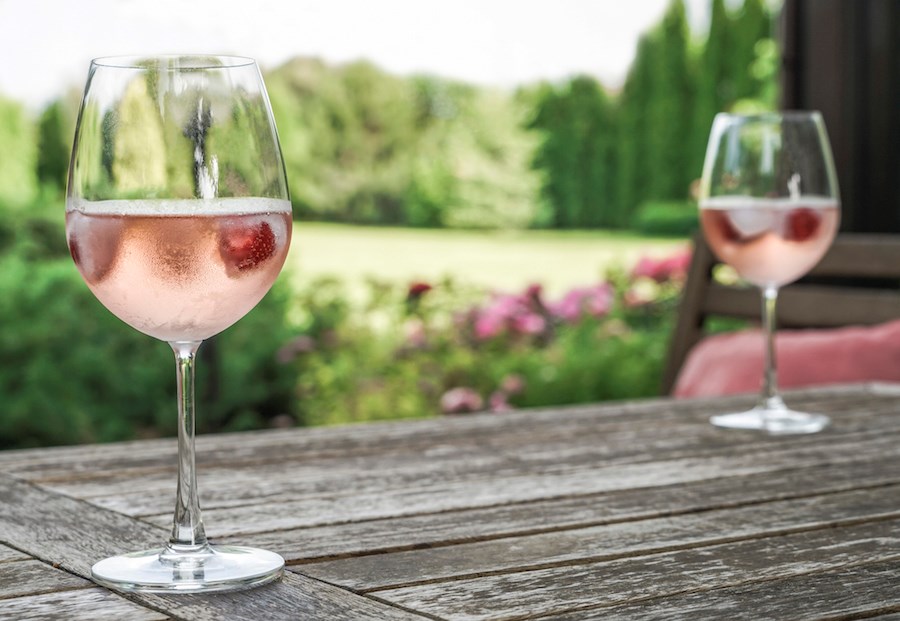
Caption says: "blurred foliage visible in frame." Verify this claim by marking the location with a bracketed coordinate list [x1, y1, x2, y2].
[632, 201, 700, 237]
[37, 97, 76, 189]
[286, 257, 687, 426]
[0, 96, 39, 207]
[0, 254, 170, 448]
[528, 77, 617, 228]
[265, 59, 545, 228]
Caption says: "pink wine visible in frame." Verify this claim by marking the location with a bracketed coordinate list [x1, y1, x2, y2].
[700, 197, 839, 288]
[66, 198, 292, 342]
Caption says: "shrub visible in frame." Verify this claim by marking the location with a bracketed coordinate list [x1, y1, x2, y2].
[0, 96, 39, 207]
[631, 201, 699, 237]
[0, 256, 167, 448]
[281, 253, 690, 426]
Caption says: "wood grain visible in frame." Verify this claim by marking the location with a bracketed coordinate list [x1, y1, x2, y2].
[1, 385, 892, 483]
[141, 428, 900, 537]
[2, 384, 899, 620]
[137, 572, 430, 621]
[372, 520, 900, 620]
[0, 475, 164, 578]
[0, 475, 431, 621]
[0, 588, 168, 621]
[0, 544, 28, 564]
[0, 559, 89, 600]
[298, 485, 900, 591]
[550, 558, 900, 620]
[38, 406, 900, 516]
[225, 454, 900, 562]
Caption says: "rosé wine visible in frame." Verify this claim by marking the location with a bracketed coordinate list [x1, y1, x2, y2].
[700, 196, 839, 288]
[66, 198, 292, 342]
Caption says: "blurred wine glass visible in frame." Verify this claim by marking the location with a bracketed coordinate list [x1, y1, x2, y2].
[698, 111, 840, 434]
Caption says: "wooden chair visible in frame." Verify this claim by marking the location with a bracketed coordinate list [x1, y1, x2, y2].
[662, 233, 900, 395]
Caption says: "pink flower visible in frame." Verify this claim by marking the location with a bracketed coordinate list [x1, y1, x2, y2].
[472, 293, 528, 340]
[489, 390, 514, 413]
[474, 309, 506, 340]
[631, 256, 660, 281]
[549, 283, 613, 324]
[513, 312, 546, 335]
[500, 374, 526, 395]
[550, 289, 584, 323]
[631, 248, 692, 283]
[584, 284, 614, 317]
[467, 285, 555, 342]
[494, 294, 525, 316]
[441, 387, 484, 414]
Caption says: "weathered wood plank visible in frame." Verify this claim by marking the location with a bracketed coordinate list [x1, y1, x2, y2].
[0, 559, 89, 600]
[225, 454, 900, 562]
[298, 485, 900, 591]
[0, 544, 29, 564]
[1, 385, 891, 484]
[134, 429, 900, 537]
[1, 385, 898, 620]
[0, 475, 164, 578]
[548, 558, 900, 621]
[373, 520, 900, 621]
[137, 572, 428, 621]
[0, 397, 706, 478]
[42, 432, 900, 526]
[0, 588, 168, 621]
[0, 475, 431, 620]
[35, 400, 900, 508]
[29, 390, 888, 515]
[9, 389, 897, 529]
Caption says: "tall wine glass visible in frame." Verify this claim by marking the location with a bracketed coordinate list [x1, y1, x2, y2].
[66, 56, 292, 592]
[699, 112, 840, 434]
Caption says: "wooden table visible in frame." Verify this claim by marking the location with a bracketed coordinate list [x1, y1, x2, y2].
[2, 383, 899, 620]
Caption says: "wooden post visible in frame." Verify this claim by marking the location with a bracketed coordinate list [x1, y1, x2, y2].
[780, 0, 900, 233]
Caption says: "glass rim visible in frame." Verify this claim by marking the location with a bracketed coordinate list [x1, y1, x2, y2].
[90, 54, 257, 70]
[713, 110, 823, 123]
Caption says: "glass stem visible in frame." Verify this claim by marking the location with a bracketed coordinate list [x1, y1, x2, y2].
[759, 286, 784, 411]
[166, 340, 209, 556]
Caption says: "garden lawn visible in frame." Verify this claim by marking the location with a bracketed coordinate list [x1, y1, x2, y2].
[287, 223, 688, 297]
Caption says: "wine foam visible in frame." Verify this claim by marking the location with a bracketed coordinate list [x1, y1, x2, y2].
[700, 196, 839, 210]
[67, 197, 292, 217]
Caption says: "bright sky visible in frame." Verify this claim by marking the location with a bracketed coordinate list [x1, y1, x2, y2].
[0, 0, 710, 110]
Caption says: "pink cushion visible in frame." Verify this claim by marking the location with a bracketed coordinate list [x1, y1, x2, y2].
[673, 319, 900, 398]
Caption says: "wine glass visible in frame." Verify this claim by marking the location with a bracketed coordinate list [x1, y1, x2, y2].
[66, 55, 292, 592]
[698, 112, 840, 434]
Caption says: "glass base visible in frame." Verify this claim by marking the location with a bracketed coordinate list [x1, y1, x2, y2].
[91, 544, 284, 593]
[710, 403, 830, 435]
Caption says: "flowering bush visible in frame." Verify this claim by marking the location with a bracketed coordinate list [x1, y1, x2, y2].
[463, 282, 616, 345]
[280, 247, 691, 425]
[630, 248, 692, 283]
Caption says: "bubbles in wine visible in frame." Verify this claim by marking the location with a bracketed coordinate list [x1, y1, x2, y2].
[64, 197, 292, 341]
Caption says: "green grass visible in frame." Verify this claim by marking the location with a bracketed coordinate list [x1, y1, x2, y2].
[286, 223, 688, 297]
